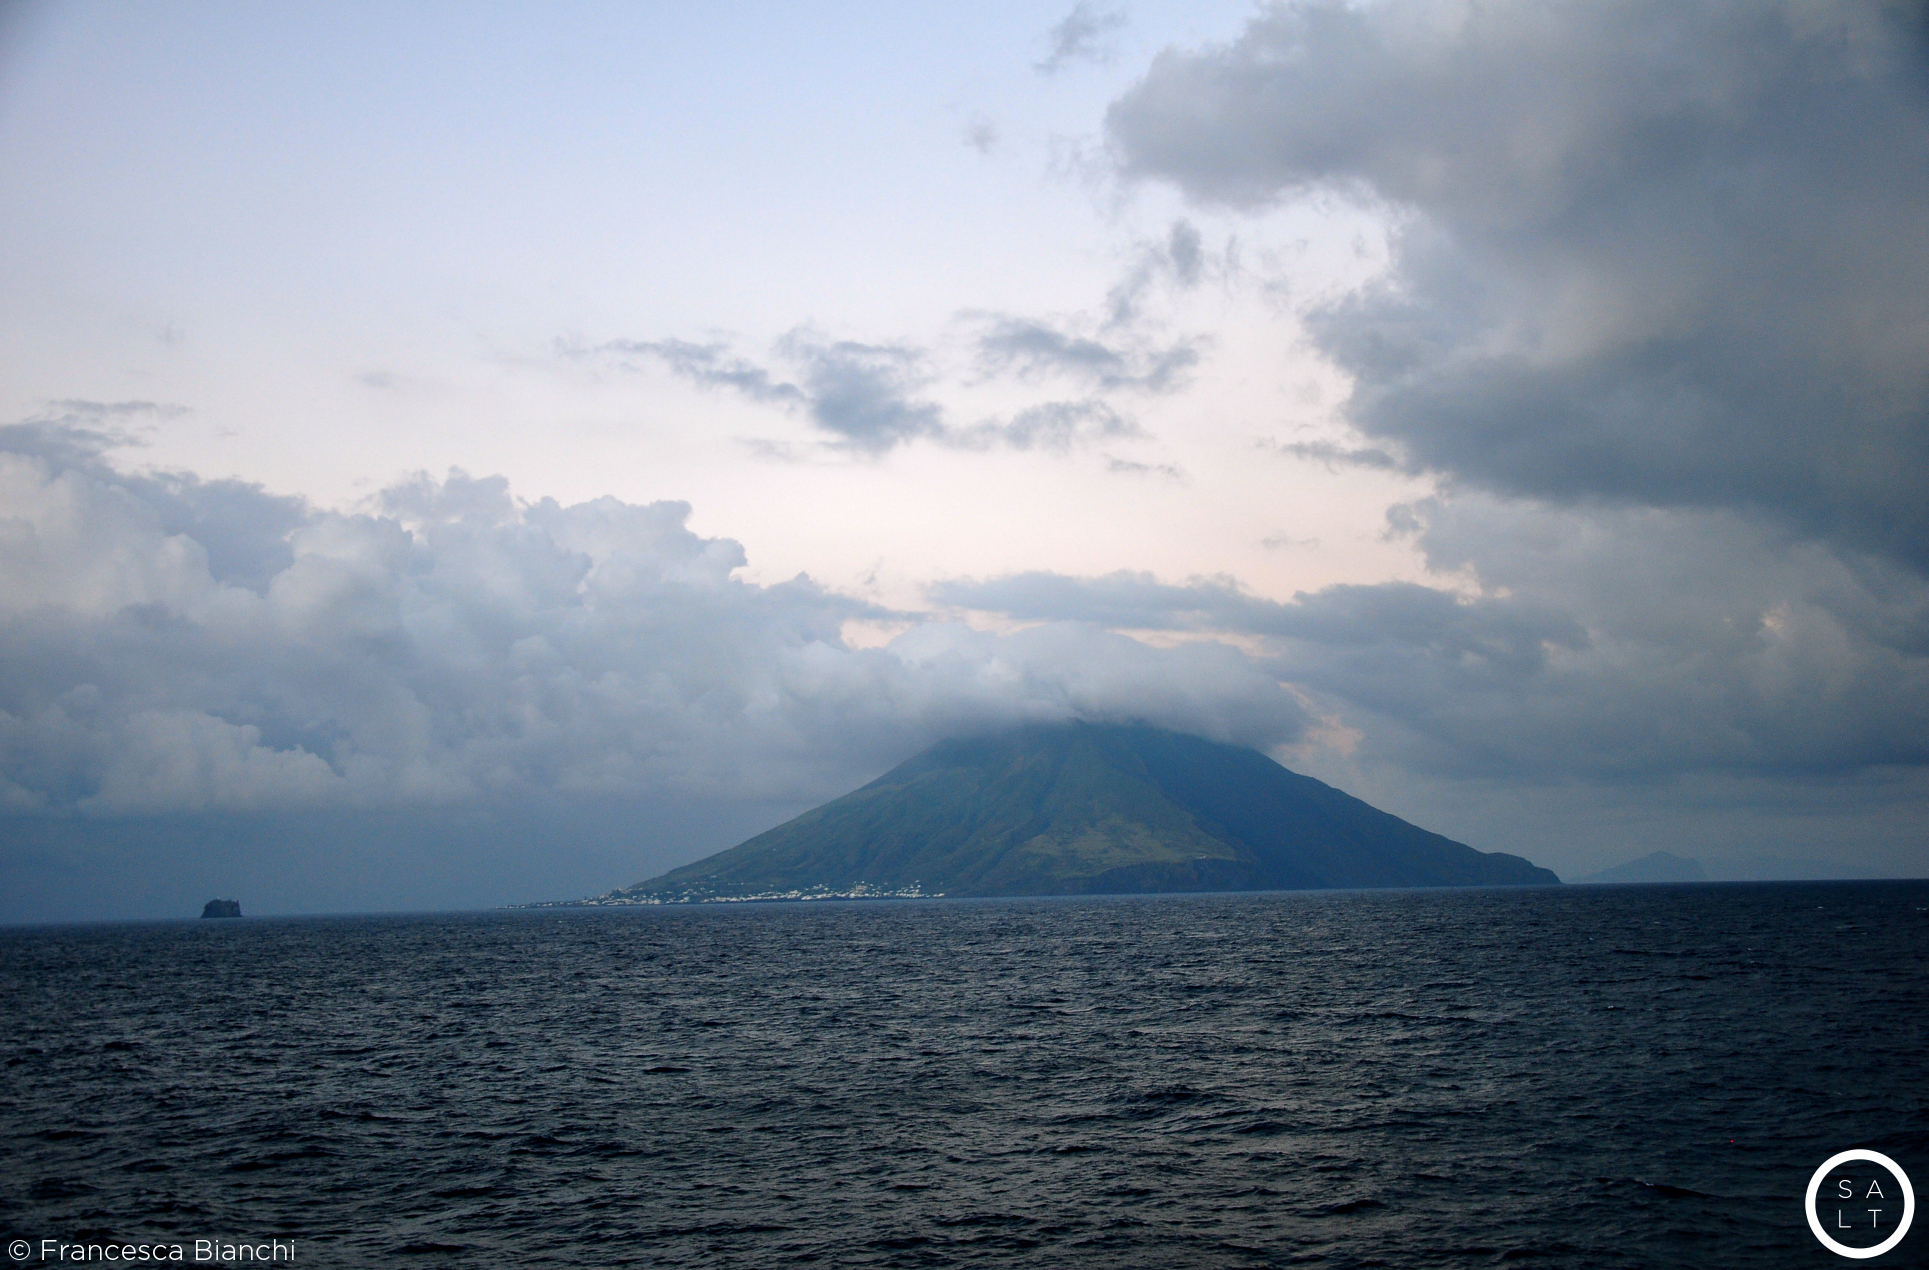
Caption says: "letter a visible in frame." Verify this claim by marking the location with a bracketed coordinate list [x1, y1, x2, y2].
[1867, 1180, 1886, 1199]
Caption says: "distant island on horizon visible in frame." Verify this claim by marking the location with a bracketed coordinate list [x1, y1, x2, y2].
[1574, 851, 1709, 885]
[545, 721, 1560, 906]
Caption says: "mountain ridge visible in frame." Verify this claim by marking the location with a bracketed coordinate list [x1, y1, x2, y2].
[592, 722, 1558, 902]
[1575, 851, 1708, 884]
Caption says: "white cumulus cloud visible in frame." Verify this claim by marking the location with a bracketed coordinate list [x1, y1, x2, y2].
[0, 428, 1307, 817]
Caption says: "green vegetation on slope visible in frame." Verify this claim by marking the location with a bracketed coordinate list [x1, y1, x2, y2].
[621, 722, 1559, 899]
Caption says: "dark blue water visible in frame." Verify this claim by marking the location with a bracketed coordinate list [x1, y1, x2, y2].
[4, 882, 1927, 1267]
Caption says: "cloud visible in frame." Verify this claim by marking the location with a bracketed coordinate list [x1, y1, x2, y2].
[1107, 0, 1929, 569]
[45, 399, 189, 421]
[1103, 454, 1181, 480]
[1261, 437, 1400, 471]
[1105, 219, 1209, 326]
[581, 332, 941, 452]
[583, 337, 806, 406]
[960, 399, 1144, 452]
[0, 418, 306, 593]
[1, 401, 189, 467]
[936, 567, 1584, 660]
[935, 495, 1929, 784]
[975, 318, 1198, 393]
[778, 334, 947, 452]
[1037, 2, 1128, 74]
[965, 117, 999, 154]
[0, 428, 1306, 817]
[584, 331, 1156, 457]
[574, 218, 1218, 460]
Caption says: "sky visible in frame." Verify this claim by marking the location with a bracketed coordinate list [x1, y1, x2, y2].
[3, 0, 1926, 921]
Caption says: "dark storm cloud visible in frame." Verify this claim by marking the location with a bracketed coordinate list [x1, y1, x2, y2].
[1036, 2, 1128, 74]
[1108, 0, 1929, 568]
[0, 428, 1306, 817]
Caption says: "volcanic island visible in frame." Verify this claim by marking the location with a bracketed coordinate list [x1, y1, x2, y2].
[558, 721, 1559, 905]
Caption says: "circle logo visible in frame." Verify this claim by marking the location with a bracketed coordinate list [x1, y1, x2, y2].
[1807, 1149, 1914, 1259]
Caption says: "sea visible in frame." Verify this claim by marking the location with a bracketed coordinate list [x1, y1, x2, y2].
[3, 881, 1926, 1268]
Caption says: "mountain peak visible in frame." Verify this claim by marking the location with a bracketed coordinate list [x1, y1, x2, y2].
[599, 722, 1557, 902]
